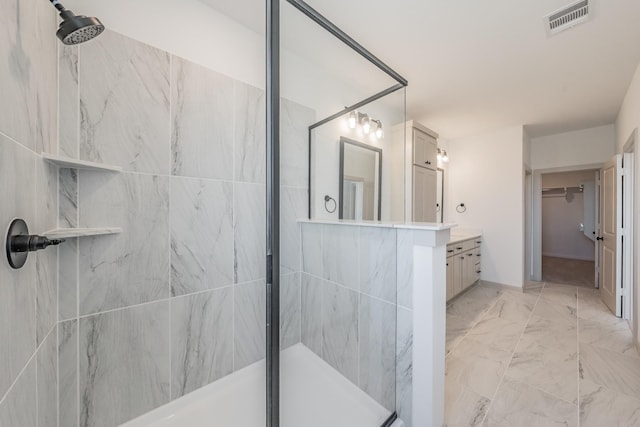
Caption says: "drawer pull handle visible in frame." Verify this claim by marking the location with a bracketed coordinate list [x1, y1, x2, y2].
[456, 247, 463, 250]
[476, 270, 482, 274]
[425, 160, 431, 165]
[476, 254, 481, 257]
[447, 249, 454, 253]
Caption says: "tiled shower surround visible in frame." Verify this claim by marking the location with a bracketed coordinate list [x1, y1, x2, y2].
[0, 6, 405, 427]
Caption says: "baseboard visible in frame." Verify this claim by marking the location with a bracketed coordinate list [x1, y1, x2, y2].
[542, 253, 596, 262]
[478, 280, 524, 293]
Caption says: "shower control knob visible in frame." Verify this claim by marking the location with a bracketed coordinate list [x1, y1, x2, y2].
[5, 219, 65, 269]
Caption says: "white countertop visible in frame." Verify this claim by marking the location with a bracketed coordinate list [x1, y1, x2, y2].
[297, 219, 457, 231]
[448, 230, 482, 244]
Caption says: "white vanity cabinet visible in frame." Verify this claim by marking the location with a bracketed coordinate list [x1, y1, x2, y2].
[393, 121, 439, 222]
[446, 235, 482, 301]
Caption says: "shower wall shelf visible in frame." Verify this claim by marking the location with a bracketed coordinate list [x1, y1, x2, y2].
[43, 227, 123, 239]
[41, 153, 122, 172]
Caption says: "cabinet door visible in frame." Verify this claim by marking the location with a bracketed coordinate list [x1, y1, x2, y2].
[453, 254, 463, 295]
[462, 251, 478, 290]
[446, 259, 454, 301]
[413, 166, 437, 222]
[413, 129, 437, 170]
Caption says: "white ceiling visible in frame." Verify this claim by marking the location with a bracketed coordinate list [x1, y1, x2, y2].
[200, 0, 640, 139]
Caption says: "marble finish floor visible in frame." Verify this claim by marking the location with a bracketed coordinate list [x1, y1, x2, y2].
[445, 281, 640, 427]
[542, 256, 595, 288]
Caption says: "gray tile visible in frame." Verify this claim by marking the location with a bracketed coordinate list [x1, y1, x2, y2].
[78, 171, 170, 315]
[506, 334, 578, 403]
[540, 282, 577, 308]
[301, 223, 322, 277]
[171, 56, 234, 180]
[0, 136, 36, 401]
[447, 284, 502, 319]
[579, 343, 640, 397]
[483, 378, 577, 427]
[79, 301, 170, 427]
[522, 315, 577, 354]
[359, 227, 396, 303]
[579, 379, 640, 427]
[359, 295, 396, 410]
[0, 357, 36, 427]
[281, 187, 306, 276]
[484, 291, 538, 324]
[59, 45, 79, 158]
[446, 338, 511, 399]
[281, 273, 301, 350]
[171, 177, 233, 296]
[37, 327, 58, 427]
[396, 307, 413, 427]
[233, 183, 266, 284]
[466, 317, 525, 353]
[171, 287, 233, 399]
[58, 319, 78, 427]
[445, 378, 491, 427]
[234, 280, 266, 370]
[446, 313, 475, 355]
[280, 98, 315, 188]
[59, 168, 78, 228]
[80, 30, 170, 173]
[396, 229, 413, 309]
[301, 273, 322, 356]
[58, 237, 78, 320]
[35, 159, 58, 345]
[579, 316, 639, 359]
[322, 281, 359, 384]
[322, 225, 359, 290]
[234, 83, 265, 184]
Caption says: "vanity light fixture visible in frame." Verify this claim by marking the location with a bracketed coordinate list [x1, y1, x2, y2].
[437, 148, 449, 163]
[361, 114, 371, 134]
[374, 120, 384, 139]
[343, 111, 384, 140]
[347, 111, 358, 129]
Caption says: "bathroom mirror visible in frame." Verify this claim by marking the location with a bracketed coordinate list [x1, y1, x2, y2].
[437, 168, 444, 223]
[339, 137, 382, 220]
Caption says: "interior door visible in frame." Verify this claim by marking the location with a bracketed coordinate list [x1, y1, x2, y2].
[599, 156, 622, 316]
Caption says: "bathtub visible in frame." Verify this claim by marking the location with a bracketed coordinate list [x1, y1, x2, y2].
[122, 344, 403, 427]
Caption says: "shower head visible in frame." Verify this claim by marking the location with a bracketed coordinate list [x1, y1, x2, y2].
[51, 1, 104, 45]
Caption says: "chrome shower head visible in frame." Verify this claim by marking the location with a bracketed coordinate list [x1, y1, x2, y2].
[51, 1, 105, 45]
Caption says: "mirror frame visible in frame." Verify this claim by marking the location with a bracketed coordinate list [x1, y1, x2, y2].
[338, 137, 383, 220]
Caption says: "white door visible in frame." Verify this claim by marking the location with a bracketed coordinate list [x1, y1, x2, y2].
[599, 156, 622, 316]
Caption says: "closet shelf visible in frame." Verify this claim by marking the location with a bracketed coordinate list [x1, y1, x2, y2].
[42, 153, 122, 172]
[43, 228, 123, 239]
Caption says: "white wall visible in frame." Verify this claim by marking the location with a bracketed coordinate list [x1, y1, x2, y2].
[541, 171, 596, 261]
[531, 124, 616, 170]
[616, 64, 640, 351]
[446, 126, 525, 288]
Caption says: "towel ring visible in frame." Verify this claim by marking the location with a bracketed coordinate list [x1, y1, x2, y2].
[456, 203, 467, 213]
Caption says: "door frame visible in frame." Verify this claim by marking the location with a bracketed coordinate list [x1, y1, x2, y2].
[622, 130, 637, 324]
[531, 164, 604, 282]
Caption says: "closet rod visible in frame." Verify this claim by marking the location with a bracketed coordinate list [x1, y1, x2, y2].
[541, 185, 584, 193]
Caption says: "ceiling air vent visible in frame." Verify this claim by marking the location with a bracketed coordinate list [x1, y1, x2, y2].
[545, 0, 590, 35]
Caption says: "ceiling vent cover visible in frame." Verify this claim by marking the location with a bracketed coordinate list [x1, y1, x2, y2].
[546, 0, 590, 35]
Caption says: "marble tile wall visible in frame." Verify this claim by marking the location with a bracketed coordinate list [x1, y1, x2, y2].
[0, 0, 61, 424]
[300, 223, 400, 412]
[50, 29, 315, 426]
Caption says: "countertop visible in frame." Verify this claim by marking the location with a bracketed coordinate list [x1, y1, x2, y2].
[297, 219, 457, 231]
[448, 230, 482, 245]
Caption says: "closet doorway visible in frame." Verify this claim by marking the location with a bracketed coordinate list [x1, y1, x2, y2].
[541, 170, 599, 288]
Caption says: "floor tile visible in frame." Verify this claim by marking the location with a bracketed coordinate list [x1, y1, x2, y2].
[579, 343, 640, 397]
[466, 317, 525, 353]
[579, 379, 640, 427]
[446, 338, 512, 399]
[445, 378, 491, 427]
[579, 316, 639, 359]
[484, 291, 538, 324]
[506, 334, 578, 403]
[482, 378, 578, 427]
[540, 282, 578, 308]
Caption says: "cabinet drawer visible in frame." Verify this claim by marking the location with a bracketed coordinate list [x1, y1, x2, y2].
[473, 237, 482, 248]
[461, 239, 475, 252]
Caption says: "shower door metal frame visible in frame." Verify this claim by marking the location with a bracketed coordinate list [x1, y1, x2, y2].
[266, 0, 407, 426]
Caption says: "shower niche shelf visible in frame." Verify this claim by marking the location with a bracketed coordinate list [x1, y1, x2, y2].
[42, 153, 122, 172]
[43, 227, 123, 239]
[41, 153, 123, 238]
